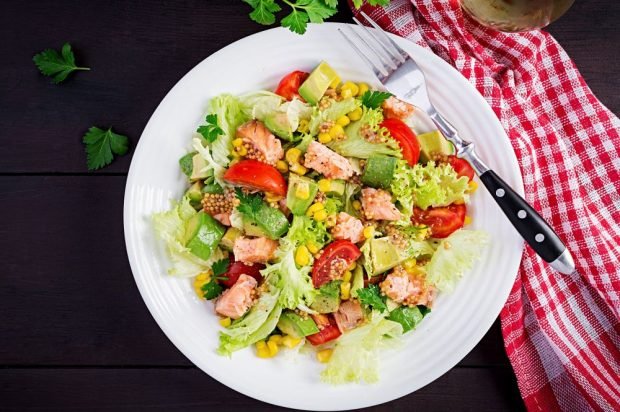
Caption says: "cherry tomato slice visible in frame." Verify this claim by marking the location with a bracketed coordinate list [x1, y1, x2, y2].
[412, 204, 466, 239]
[306, 314, 342, 346]
[223, 160, 287, 196]
[380, 118, 420, 166]
[218, 257, 264, 288]
[312, 240, 361, 288]
[274, 70, 309, 101]
[446, 155, 475, 181]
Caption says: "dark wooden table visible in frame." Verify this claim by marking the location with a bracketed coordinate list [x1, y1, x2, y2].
[1, 1, 617, 410]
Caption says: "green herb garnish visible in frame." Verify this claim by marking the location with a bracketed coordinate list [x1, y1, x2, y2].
[33, 43, 90, 84]
[356, 284, 387, 313]
[197, 114, 224, 143]
[82, 127, 130, 171]
[361, 91, 393, 109]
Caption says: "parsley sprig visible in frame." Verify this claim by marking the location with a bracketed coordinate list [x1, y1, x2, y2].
[197, 114, 224, 143]
[235, 188, 264, 220]
[33, 43, 90, 84]
[82, 127, 129, 171]
[361, 91, 393, 109]
[201, 258, 231, 300]
[356, 284, 387, 313]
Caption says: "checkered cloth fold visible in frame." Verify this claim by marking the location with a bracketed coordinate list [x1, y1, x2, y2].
[350, 1, 620, 410]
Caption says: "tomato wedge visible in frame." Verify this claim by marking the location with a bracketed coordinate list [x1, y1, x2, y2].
[306, 314, 342, 346]
[412, 204, 466, 239]
[312, 240, 361, 288]
[446, 155, 475, 181]
[223, 160, 287, 196]
[380, 118, 420, 166]
[218, 257, 264, 288]
[274, 70, 309, 101]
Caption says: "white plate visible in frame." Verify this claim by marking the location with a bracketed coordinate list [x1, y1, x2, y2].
[124, 23, 523, 411]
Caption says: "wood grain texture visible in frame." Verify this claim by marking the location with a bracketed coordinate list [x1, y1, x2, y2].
[1, 0, 616, 410]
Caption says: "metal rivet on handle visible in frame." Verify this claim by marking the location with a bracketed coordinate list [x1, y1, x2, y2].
[535, 233, 545, 243]
[517, 210, 527, 219]
[495, 188, 505, 198]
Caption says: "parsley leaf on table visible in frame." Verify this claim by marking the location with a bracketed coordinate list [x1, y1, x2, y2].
[281, 9, 310, 34]
[82, 127, 130, 171]
[244, 0, 338, 35]
[235, 188, 264, 220]
[361, 90, 393, 109]
[197, 114, 224, 143]
[245, 0, 282, 25]
[33, 43, 90, 84]
[356, 284, 387, 313]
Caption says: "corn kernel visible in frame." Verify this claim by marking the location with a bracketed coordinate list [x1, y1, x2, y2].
[295, 245, 311, 267]
[317, 349, 333, 363]
[313, 209, 328, 222]
[352, 200, 361, 210]
[318, 132, 333, 144]
[219, 317, 231, 327]
[289, 163, 307, 175]
[306, 241, 320, 255]
[325, 214, 337, 228]
[232, 138, 244, 148]
[340, 88, 353, 99]
[403, 259, 417, 274]
[464, 216, 472, 225]
[194, 287, 203, 298]
[269, 334, 283, 345]
[341, 81, 359, 97]
[231, 150, 241, 158]
[306, 202, 325, 216]
[336, 115, 350, 127]
[267, 340, 279, 356]
[347, 107, 363, 121]
[329, 124, 345, 138]
[196, 273, 208, 282]
[318, 179, 332, 193]
[329, 76, 341, 89]
[357, 83, 369, 97]
[256, 340, 271, 358]
[276, 160, 288, 173]
[295, 183, 311, 200]
[265, 192, 282, 203]
[468, 180, 478, 193]
[342, 270, 352, 283]
[285, 148, 302, 164]
[237, 146, 248, 157]
[282, 335, 302, 348]
[363, 226, 375, 239]
[298, 119, 309, 134]
[348, 261, 357, 271]
[340, 282, 351, 300]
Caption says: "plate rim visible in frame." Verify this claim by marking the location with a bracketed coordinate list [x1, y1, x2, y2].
[123, 22, 524, 411]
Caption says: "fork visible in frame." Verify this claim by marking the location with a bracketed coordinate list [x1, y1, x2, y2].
[339, 12, 575, 274]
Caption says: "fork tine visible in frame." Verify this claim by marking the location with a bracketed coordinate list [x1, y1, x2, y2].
[351, 17, 398, 71]
[338, 28, 388, 79]
[359, 11, 407, 63]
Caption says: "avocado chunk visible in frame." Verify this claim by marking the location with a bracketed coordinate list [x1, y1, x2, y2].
[350, 265, 364, 298]
[190, 153, 211, 181]
[220, 227, 242, 251]
[417, 130, 455, 163]
[277, 311, 320, 338]
[367, 237, 409, 275]
[186, 181, 203, 203]
[326, 179, 346, 196]
[361, 154, 397, 189]
[179, 151, 197, 178]
[241, 200, 290, 239]
[286, 174, 318, 216]
[264, 112, 294, 141]
[202, 182, 224, 195]
[310, 281, 341, 313]
[183, 211, 225, 261]
[298, 61, 340, 105]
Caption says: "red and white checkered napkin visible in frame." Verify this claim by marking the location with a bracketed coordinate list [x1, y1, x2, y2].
[351, 0, 620, 409]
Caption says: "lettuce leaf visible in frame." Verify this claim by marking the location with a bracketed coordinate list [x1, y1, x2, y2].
[208, 94, 246, 167]
[152, 196, 224, 278]
[328, 107, 400, 158]
[321, 311, 403, 384]
[286, 215, 331, 249]
[426, 229, 488, 292]
[308, 97, 360, 135]
[218, 281, 282, 355]
[391, 160, 470, 217]
[192, 137, 227, 186]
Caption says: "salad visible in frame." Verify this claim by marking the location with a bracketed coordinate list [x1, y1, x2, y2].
[153, 62, 487, 384]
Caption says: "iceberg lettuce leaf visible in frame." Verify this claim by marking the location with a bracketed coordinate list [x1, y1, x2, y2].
[208, 94, 246, 167]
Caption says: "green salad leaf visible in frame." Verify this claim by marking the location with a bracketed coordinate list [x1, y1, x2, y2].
[360, 91, 392, 109]
[82, 127, 129, 171]
[308, 97, 360, 135]
[33, 42, 89, 83]
[387, 305, 429, 333]
[208, 94, 246, 168]
[192, 137, 227, 186]
[197, 114, 224, 143]
[356, 284, 388, 313]
[426, 229, 488, 292]
[321, 311, 403, 384]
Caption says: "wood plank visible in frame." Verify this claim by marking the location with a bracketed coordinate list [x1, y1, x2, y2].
[0, 176, 510, 367]
[0, 1, 616, 173]
[0, 367, 524, 411]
